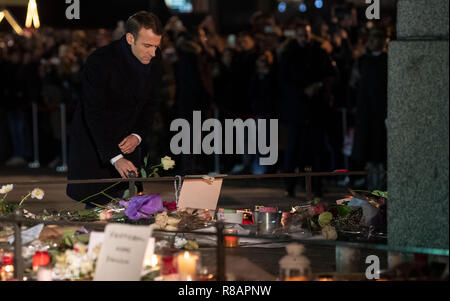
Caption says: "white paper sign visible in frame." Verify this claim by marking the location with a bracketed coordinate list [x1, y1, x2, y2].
[177, 177, 223, 210]
[93, 224, 154, 281]
[87, 231, 105, 257]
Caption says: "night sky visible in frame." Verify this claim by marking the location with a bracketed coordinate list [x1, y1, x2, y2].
[2, 0, 173, 29]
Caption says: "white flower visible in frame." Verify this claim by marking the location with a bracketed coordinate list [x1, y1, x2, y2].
[174, 236, 187, 249]
[0, 184, 13, 194]
[321, 225, 338, 240]
[31, 188, 45, 200]
[161, 156, 175, 170]
[155, 211, 169, 229]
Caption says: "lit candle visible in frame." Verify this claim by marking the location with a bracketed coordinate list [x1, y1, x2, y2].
[177, 251, 199, 281]
[224, 229, 238, 248]
[37, 267, 53, 281]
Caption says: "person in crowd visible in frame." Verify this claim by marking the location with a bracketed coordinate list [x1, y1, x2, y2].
[227, 31, 258, 174]
[352, 28, 388, 191]
[3, 47, 33, 166]
[280, 20, 336, 198]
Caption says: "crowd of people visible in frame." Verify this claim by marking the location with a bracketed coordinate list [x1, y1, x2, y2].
[0, 4, 393, 196]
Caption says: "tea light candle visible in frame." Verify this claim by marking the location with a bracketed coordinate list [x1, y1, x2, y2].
[37, 267, 53, 281]
[177, 251, 199, 281]
[224, 229, 238, 248]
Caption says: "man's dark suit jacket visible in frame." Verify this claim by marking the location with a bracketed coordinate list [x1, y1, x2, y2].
[67, 37, 162, 204]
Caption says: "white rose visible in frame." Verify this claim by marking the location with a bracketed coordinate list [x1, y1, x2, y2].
[155, 211, 169, 229]
[161, 156, 175, 170]
[321, 225, 338, 240]
[174, 237, 187, 249]
[0, 184, 13, 194]
[31, 188, 45, 200]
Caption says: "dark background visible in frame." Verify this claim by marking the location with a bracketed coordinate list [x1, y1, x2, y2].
[1, 0, 396, 34]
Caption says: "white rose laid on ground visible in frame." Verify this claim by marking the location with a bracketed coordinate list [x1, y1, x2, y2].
[0, 184, 14, 194]
[161, 156, 175, 170]
[31, 188, 45, 200]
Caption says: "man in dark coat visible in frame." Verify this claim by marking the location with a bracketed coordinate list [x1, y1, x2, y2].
[67, 12, 163, 206]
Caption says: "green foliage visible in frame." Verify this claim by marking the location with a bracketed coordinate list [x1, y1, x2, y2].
[61, 228, 89, 249]
[371, 190, 388, 199]
[335, 205, 352, 218]
[141, 168, 147, 179]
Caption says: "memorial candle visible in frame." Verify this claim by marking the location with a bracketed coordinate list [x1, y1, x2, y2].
[37, 267, 52, 281]
[224, 229, 238, 248]
[177, 251, 199, 281]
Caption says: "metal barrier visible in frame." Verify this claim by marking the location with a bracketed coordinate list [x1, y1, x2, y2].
[28, 102, 40, 169]
[56, 103, 68, 173]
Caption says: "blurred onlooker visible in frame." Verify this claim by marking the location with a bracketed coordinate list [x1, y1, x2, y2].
[112, 20, 126, 41]
[352, 28, 388, 190]
[227, 31, 257, 174]
[280, 20, 336, 197]
[249, 51, 278, 174]
[3, 47, 34, 166]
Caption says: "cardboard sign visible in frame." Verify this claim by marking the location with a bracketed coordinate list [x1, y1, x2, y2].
[93, 224, 154, 281]
[177, 176, 224, 211]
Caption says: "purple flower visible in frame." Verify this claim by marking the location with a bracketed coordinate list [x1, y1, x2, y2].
[120, 194, 164, 220]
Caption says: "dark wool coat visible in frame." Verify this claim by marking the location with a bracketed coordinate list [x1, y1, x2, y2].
[67, 37, 162, 203]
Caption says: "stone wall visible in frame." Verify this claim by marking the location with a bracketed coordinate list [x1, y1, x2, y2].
[388, 0, 449, 249]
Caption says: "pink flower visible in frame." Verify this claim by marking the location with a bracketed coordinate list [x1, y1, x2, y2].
[314, 204, 325, 215]
[99, 209, 113, 221]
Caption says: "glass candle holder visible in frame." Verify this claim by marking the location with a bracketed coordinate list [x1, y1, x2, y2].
[224, 229, 239, 248]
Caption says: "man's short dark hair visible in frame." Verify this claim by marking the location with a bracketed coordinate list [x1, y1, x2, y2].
[126, 11, 163, 40]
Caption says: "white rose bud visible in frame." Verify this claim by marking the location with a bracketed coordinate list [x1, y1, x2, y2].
[161, 156, 175, 170]
[321, 225, 338, 240]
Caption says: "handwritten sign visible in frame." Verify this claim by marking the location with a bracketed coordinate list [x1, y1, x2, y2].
[177, 177, 223, 211]
[93, 224, 154, 281]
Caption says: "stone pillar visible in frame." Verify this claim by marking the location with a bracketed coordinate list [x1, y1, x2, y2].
[388, 0, 449, 249]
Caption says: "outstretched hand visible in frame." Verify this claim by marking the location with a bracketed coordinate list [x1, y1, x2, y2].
[114, 158, 139, 179]
[119, 135, 140, 155]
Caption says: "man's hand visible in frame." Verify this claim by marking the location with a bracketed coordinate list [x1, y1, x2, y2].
[119, 135, 140, 155]
[114, 158, 139, 179]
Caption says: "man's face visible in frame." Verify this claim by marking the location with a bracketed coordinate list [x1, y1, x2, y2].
[127, 27, 162, 65]
[296, 26, 311, 47]
[240, 35, 255, 52]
